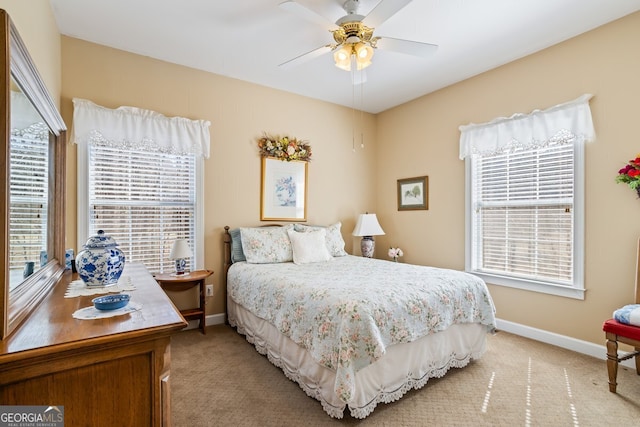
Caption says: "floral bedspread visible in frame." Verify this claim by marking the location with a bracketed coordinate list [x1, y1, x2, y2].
[227, 256, 496, 404]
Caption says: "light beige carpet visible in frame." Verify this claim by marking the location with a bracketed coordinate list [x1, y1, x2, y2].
[170, 325, 640, 426]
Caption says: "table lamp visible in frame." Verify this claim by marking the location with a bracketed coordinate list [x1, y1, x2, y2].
[352, 213, 385, 258]
[169, 239, 191, 275]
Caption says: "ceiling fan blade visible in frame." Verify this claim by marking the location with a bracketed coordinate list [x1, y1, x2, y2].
[278, 1, 335, 28]
[278, 45, 333, 70]
[376, 37, 438, 58]
[364, 0, 413, 28]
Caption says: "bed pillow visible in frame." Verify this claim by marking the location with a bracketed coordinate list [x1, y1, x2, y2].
[287, 229, 332, 265]
[240, 225, 294, 264]
[229, 228, 246, 263]
[294, 222, 348, 257]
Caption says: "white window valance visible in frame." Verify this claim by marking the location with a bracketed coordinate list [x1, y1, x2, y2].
[71, 98, 211, 158]
[458, 94, 595, 160]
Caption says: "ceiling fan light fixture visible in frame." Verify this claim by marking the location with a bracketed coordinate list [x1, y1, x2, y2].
[333, 42, 374, 71]
[333, 44, 353, 71]
[355, 42, 373, 61]
[335, 45, 351, 61]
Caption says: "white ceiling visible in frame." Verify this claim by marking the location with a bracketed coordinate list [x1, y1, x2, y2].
[50, 0, 640, 114]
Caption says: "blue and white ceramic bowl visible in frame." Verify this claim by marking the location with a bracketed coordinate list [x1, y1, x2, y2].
[76, 230, 126, 287]
[92, 294, 130, 310]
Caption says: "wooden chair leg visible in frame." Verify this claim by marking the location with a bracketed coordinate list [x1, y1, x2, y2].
[606, 338, 619, 393]
[635, 348, 640, 376]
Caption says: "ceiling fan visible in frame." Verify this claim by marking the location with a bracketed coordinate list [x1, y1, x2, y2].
[278, 0, 438, 72]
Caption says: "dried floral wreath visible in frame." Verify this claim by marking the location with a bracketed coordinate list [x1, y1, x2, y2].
[258, 134, 312, 162]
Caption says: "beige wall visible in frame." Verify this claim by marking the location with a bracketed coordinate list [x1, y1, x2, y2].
[376, 11, 640, 345]
[60, 37, 378, 315]
[0, 0, 61, 106]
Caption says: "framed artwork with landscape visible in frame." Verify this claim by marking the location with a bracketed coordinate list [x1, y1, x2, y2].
[261, 157, 308, 221]
[397, 176, 428, 211]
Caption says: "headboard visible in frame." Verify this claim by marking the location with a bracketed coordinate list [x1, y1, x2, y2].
[223, 226, 232, 278]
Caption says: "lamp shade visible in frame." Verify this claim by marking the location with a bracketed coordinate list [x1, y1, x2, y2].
[169, 239, 191, 260]
[352, 213, 385, 237]
[354, 42, 373, 70]
[333, 45, 352, 71]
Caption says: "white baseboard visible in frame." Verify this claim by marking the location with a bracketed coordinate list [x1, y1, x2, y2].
[178, 313, 226, 331]
[206, 312, 226, 326]
[496, 318, 635, 369]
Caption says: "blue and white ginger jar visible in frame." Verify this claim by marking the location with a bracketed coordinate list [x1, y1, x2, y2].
[76, 230, 126, 287]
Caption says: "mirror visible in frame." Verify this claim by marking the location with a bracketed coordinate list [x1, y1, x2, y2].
[1, 10, 67, 339]
[9, 78, 50, 289]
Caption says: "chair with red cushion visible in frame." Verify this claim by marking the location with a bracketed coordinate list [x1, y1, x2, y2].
[602, 238, 640, 392]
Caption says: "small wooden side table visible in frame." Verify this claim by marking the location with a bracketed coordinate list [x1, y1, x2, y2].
[154, 269, 213, 334]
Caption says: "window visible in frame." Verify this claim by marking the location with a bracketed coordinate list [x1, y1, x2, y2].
[467, 138, 583, 297]
[85, 144, 198, 273]
[73, 98, 210, 274]
[460, 95, 594, 299]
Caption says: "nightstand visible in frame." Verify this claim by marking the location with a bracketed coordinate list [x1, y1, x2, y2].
[154, 270, 213, 334]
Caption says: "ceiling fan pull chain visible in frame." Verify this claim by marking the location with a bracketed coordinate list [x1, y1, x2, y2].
[352, 79, 356, 152]
[360, 81, 365, 149]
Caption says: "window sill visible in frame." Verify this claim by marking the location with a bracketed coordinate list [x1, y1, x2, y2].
[470, 271, 585, 300]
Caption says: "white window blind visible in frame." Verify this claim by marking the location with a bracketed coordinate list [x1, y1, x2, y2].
[88, 145, 196, 274]
[470, 142, 574, 285]
[9, 129, 48, 271]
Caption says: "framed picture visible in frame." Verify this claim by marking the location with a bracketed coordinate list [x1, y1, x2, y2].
[261, 157, 308, 221]
[397, 176, 428, 211]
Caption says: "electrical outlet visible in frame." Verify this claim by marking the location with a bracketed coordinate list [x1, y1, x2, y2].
[205, 284, 214, 297]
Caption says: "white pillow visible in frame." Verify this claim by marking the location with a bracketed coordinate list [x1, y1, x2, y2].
[287, 229, 332, 265]
[293, 222, 347, 257]
[240, 225, 293, 264]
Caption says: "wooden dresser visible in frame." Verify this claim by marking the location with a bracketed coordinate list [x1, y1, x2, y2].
[0, 263, 187, 426]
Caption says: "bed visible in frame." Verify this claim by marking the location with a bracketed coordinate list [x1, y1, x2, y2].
[223, 223, 496, 419]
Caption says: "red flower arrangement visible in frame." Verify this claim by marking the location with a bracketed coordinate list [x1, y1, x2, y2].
[616, 154, 640, 196]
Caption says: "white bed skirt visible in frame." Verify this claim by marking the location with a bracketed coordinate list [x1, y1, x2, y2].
[228, 298, 488, 419]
